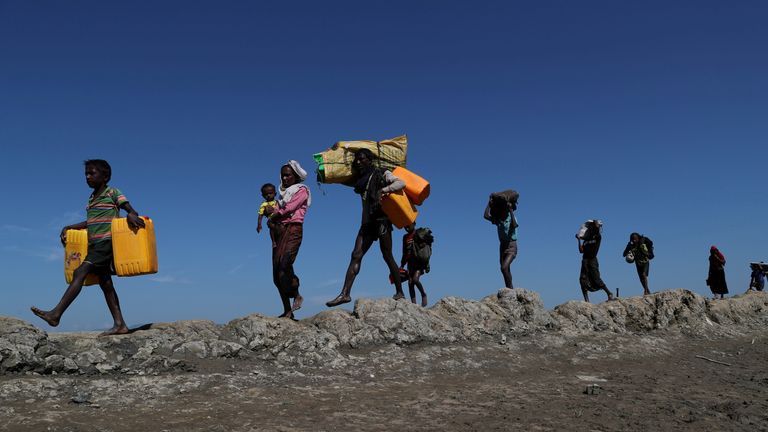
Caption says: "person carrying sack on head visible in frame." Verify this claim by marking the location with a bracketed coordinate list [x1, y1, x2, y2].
[326, 149, 407, 307]
[576, 220, 614, 303]
[484, 190, 519, 289]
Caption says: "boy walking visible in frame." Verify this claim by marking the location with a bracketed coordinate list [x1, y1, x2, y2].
[31, 160, 144, 335]
[400, 223, 430, 306]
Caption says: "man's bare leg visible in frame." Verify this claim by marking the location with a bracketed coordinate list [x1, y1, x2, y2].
[378, 232, 404, 300]
[327, 231, 375, 307]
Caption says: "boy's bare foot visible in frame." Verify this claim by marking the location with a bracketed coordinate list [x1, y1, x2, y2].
[421, 295, 428, 307]
[392, 293, 405, 301]
[30, 307, 59, 327]
[291, 295, 303, 312]
[410, 297, 417, 304]
[99, 326, 129, 337]
[326, 294, 351, 307]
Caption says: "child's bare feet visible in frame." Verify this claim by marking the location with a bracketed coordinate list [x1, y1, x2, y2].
[392, 292, 405, 301]
[30, 307, 59, 327]
[421, 295, 428, 307]
[99, 325, 129, 337]
[291, 295, 303, 312]
[410, 297, 417, 304]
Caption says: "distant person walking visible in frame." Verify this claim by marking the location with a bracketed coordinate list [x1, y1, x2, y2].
[622, 233, 652, 296]
[326, 149, 406, 307]
[707, 246, 728, 299]
[263, 161, 310, 319]
[400, 223, 432, 306]
[576, 220, 614, 302]
[484, 190, 519, 289]
[31, 159, 145, 336]
[748, 263, 765, 292]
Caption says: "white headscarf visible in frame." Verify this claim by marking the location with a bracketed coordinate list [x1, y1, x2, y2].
[278, 160, 311, 208]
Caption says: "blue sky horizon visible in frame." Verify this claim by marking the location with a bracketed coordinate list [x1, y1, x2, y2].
[1, 1, 766, 331]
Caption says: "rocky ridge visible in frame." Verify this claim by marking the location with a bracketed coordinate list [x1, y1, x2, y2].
[1, 289, 766, 376]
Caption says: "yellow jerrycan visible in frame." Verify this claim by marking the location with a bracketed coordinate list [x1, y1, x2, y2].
[381, 190, 418, 229]
[111, 216, 158, 277]
[64, 229, 99, 286]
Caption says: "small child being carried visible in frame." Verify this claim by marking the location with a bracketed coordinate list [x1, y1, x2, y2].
[257, 183, 277, 247]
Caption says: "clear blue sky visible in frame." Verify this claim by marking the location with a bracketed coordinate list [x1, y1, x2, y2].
[1, 1, 766, 331]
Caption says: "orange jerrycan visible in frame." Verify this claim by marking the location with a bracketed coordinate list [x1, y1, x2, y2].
[111, 216, 158, 277]
[64, 229, 99, 286]
[392, 167, 430, 206]
[381, 190, 418, 229]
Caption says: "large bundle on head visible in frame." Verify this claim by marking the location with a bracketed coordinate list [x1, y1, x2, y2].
[488, 189, 519, 224]
[492, 190, 519, 210]
[314, 135, 408, 186]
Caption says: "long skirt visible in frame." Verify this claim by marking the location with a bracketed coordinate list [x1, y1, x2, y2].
[707, 268, 728, 295]
[272, 223, 303, 298]
[580, 257, 607, 292]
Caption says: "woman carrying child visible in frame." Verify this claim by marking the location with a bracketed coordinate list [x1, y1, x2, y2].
[326, 149, 407, 307]
[263, 160, 310, 319]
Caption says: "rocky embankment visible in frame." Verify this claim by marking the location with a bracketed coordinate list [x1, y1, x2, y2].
[2, 289, 767, 376]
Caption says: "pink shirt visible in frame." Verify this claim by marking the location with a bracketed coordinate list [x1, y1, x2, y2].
[273, 187, 308, 224]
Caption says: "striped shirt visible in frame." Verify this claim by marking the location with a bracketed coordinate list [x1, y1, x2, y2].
[86, 186, 128, 243]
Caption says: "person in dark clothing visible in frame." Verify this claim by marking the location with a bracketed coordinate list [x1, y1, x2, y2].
[622, 232, 652, 296]
[326, 149, 406, 307]
[707, 246, 728, 299]
[748, 262, 766, 292]
[400, 223, 428, 306]
[576, 220, 614, 303]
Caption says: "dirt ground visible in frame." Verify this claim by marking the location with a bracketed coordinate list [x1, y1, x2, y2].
[1, 329, 766, 432]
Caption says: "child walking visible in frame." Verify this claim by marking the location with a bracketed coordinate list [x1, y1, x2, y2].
[400, 223, 429, 306]
[257, 183, 277, 247]
[31, 160, 145, 335]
